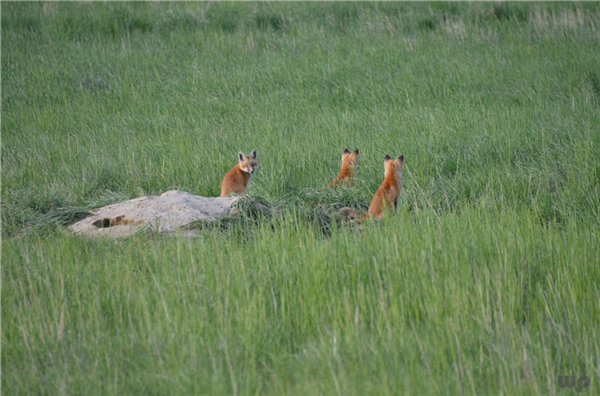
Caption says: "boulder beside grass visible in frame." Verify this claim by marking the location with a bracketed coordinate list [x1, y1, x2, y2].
[69, 190, 240, 238]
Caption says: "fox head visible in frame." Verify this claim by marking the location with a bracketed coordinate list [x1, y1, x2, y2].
[238, 150, 259, 175]
[384, 154, 404, 178]
[342, 148, 360, 171]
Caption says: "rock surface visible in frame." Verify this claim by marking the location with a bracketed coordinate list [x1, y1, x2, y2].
[69, 190, 239, 238]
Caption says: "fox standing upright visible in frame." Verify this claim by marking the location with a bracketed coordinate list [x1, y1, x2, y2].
[220, 150, 259, 197]
[338, 153, 404, 220]
[367, 154, 404, 219]
[329, 148, 360, 187]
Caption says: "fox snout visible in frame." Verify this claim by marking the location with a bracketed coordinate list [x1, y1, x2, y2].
[241, 166, 257, 175]
[241, 164, 258, 174]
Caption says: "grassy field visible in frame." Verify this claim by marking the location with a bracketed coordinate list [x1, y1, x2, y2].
[2, 2, 600, 395]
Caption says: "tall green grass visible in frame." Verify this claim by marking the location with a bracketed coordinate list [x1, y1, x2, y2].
[2, 2, 600, 395]
[4, 212, 599, 395]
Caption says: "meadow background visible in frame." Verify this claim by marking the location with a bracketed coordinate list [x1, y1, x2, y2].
[2, 2, 600, 395]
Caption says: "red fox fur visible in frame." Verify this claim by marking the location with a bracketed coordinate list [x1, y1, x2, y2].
[329, 148, 360, 187]
[220, 150, 258, 197]
[367, 154, 404, 218]
[338, 154, 404, 220]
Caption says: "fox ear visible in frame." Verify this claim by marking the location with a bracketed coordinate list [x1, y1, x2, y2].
[384, 154, 391, 161]
[343, 148, 350, 154]
[250, 149, 258, 159]
[398, 155, 404, 161]
[238, 152, 246, 162]
[354, 148, 359, 155]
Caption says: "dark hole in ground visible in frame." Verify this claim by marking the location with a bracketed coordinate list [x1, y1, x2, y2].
[92, 215, 144, 228]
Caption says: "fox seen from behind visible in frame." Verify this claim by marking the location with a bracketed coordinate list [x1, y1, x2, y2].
[329, 148, 360, 187]
[338, 154, 404, 220]
[367, 154, 404, 218]
[220, 150, 258, 197]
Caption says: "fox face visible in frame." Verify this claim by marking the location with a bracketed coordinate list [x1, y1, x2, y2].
[238, 150, 258, 175]
[343, 148, 360, 171]
[384, 154, 404, 180]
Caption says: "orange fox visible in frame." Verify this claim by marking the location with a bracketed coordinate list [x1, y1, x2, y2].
[367, 154, 404, 218]
[338, 154, 404, 220]
[220, 150, 258, 197]
[329, 148, 360, 187]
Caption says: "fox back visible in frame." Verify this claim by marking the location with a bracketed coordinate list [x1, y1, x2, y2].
[367, 154, 404, 219]
[220, 150, 258, 197]
[329, 148, 360, 187]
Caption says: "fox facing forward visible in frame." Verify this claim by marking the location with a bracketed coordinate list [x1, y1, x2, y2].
[339, 154, 404, 220]
[329, 148, 360, 187]
[220, 150, 258, 197]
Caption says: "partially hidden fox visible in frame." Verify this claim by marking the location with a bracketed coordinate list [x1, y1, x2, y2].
[220, 150, 258, 197]
[329, 148, 360, 187]
[338, 154, 404, 220]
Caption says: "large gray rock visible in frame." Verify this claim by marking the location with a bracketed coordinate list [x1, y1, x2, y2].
[69, 190, 239, 238]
